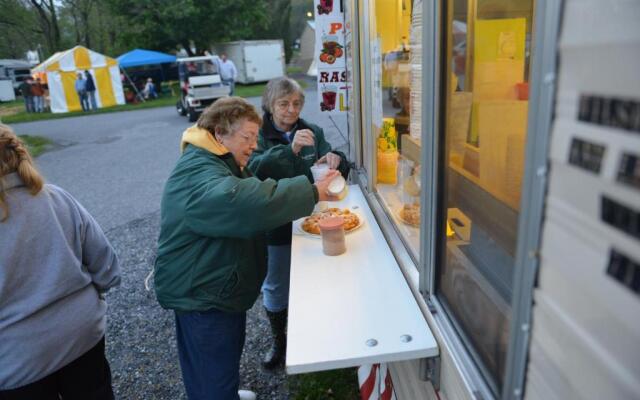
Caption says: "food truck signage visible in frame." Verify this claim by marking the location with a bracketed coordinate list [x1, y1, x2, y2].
[314, 0, 347, 113]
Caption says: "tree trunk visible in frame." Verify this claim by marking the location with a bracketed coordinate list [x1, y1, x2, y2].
[29, 0, 61, 53]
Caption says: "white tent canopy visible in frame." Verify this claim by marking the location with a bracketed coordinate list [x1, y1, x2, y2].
[32, 46, 125, 113]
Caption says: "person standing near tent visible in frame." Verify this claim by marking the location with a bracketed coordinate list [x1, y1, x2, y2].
[75, 73, 88, 112]
[85, 71, 97, 110]
[217, 54, 238, 96]
[19, 79, 33, 113]
[30, 78, 45, 113]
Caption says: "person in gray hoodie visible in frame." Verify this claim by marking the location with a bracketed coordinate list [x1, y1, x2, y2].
[0, 124, 120, 399]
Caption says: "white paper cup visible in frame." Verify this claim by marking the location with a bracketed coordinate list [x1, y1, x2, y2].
[328, 175, 346, 196]
[310, 164, 330, 182]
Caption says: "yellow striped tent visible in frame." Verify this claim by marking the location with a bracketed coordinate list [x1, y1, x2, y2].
[32, 46, 125, 113]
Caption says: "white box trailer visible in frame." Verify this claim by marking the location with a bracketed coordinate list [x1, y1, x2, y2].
[0, 59, 32, 94]
[0, 80, 16, 101]
[214, 40, 285, 84]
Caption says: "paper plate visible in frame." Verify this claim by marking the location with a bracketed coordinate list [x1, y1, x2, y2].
[396, 206, 420, 228]
[293, 210, 365, 238]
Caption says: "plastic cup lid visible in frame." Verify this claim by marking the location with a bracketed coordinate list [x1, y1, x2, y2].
[319, 216, 344, 231]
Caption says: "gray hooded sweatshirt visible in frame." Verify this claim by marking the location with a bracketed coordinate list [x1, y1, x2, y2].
[0, 173, 120, 390]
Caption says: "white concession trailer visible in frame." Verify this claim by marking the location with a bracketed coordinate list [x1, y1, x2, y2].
[285, 1, 640, 399]
[213, 40, 285, 84]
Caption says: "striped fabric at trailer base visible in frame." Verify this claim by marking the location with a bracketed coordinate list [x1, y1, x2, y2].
[358, 363, 397, 400]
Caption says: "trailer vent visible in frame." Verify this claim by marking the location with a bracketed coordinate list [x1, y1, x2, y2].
[617, 152, 640, 190]
[568, 138, 605, 174]
[600, 196, 640, 240]
[606, 249, 640, 296]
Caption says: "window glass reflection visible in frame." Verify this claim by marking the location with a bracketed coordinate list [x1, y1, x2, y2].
[438, 0, 535, 392]
[369, 0, 423, 260]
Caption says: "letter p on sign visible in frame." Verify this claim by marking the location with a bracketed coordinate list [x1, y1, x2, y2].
[329, 23, 343, 34]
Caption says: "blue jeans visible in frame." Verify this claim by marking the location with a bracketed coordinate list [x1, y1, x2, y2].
[261, 245, 291, 312]
[175, 309, 246, 400]
[23, 96, 34, 113]
[87, 91, 97, 110]
[222, 79, 235, 96]
[78, 91, 88, 111]
[33, 96, 44, 112]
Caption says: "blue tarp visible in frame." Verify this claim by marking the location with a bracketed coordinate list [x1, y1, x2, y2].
[117, 49, 176, 68]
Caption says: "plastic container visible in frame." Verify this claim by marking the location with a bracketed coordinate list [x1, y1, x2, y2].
[310, 163, 330, 182]
[377, 150, 399, 184]
[319, 216, 346, 256]
[328, 175, 348, 199]
[516, 82, 529, 100]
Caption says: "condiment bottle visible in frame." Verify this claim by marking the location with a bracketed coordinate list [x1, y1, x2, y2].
[318, 216, 346, 256]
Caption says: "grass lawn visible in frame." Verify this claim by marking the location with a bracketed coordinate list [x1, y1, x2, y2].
[18, 135, 52, 157]
[0, 79, 308, 124]
[287, 65, 304, 75]
[289, 369, 360, 399]
[1, 96, 178, 124]
[0, 100, 24, 118]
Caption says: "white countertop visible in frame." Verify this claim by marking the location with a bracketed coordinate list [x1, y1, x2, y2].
[286, 185, 438, 374]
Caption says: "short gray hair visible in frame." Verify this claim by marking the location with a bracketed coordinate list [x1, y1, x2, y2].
[261, 77, 305, 114]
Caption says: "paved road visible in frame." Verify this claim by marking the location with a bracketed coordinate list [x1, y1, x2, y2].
[11, 88, 348, 231]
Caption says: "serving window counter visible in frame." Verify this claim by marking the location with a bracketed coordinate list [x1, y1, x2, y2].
[287, 0, 560, 399]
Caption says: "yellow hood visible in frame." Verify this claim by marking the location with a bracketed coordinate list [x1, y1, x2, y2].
[180, 125, 229, 155]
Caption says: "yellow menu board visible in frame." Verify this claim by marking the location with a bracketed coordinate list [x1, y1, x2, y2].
[469, 18, 527, 145]
[472, 18, 526, 101]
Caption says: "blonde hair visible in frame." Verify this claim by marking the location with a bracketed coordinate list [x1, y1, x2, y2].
[0, 124, 44, 222]
[197, 96, 262, 137]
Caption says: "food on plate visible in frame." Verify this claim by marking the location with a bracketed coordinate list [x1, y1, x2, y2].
[302, 208, 360, 235]
[399, 203, 420, 227]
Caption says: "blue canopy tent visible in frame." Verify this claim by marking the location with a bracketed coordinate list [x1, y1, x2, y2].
[116, 49, 177, 101]
[117, 49, 176, 68]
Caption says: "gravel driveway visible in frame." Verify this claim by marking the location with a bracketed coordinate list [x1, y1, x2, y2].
[10, 87, 349, 399]
[105, 211, 289, 399]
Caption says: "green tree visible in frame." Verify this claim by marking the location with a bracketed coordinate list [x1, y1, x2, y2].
[0, 0, 41, 58]
[255, 0, 314, 64]
[104, 0, 270, 54]
[27, 0, 62, 55]
[61, 0, 95, 48]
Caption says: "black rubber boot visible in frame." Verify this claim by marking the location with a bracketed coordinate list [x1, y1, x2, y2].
[262, 308, 287, 370]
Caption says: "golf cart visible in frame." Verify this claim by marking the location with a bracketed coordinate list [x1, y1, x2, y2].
[176, 56, 230, 122]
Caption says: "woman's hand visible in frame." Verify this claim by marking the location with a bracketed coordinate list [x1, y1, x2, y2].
[317, 152, 342, 169]
[291, 129, 315, 155]
[313, 170, 341, 201]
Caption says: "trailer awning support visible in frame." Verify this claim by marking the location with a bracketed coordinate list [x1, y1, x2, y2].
[420, 355, 441, 390]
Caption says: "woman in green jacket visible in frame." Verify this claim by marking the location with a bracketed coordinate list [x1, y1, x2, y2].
[248, 77, 349, 369]
[154, 97, 338, 400]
